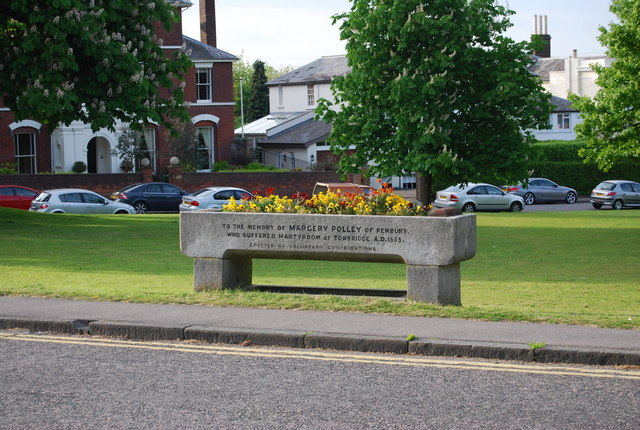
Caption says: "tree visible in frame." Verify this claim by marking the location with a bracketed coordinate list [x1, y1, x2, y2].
[0, 0, 192, 132]
[247, 60, 269, 123]
[316, 0, 552, 204]
[166, 120, 200, 172]
[568, 0, 640, 171]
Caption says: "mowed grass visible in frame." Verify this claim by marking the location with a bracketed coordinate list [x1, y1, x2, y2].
[0, 207, 638, 328]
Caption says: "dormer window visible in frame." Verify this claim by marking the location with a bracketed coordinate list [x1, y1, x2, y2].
[196, 67, 212, 102]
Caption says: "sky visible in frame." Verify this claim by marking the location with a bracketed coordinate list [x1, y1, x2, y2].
[181, 0, 617, 69]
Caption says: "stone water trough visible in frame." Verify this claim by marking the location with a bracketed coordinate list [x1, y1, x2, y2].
[180, 212, 476, 305]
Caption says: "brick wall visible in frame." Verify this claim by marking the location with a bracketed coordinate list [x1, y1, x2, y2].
[0, 172, 345, 197]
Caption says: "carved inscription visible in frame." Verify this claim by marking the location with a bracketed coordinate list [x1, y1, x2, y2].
[221, 221, 410, 252]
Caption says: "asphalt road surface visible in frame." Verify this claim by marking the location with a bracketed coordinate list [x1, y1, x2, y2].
[1, 331, 638, 429]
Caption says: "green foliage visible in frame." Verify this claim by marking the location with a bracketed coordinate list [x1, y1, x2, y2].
[406, 334, 417, 341]
[233, 55, 294, 127]
[0, 163, 18, 174]
[528, 342, 546, 350]
[212, 161, 231, 172]
[0, 0, 192, 131]
[317, 0, 552, 203]
[71, 161, 87, 174]
[247, 60, 270, 122]
[532, 140, 585, 162]
[166, 120, 200, 170]
[569, 0, 640, 171]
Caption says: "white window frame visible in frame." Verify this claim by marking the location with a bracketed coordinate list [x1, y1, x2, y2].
[196, 126, 214, 171]
[14, 132, 37, 174]
[196, 67, 212, 102]
[142, 128, 157, 172]
[307, 84, 315, 107]
[557, 113, 570, 130]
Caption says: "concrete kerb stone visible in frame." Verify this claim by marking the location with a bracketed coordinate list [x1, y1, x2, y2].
[1, 317, 639, 366]
[88, 321, 187, 341]
[185, 326, 306, 348]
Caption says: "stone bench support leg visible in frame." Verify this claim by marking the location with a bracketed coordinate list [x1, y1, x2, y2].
[406, 264, 461, 306]
[194, 257, 252, 291]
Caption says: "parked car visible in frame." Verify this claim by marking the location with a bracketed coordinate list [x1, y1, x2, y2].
[590, 180, 640, 210]
[179, 187, 254, 212]
[434, 183, 525, 213]
[111, 182, 188, 213]
[30, 189, 134, 214]
[503, 177, 578, 205]
[0, 185, 39, 210]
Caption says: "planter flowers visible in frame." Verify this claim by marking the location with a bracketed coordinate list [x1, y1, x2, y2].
[223, 181, 431, 216]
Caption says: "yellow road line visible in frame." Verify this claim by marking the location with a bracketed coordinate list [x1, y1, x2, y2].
[1, 332, 639, 381]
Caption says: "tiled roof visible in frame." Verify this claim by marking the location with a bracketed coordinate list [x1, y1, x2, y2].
[183, 35, 238, 61]
[261, 119, 332, 147]
[550, 96, 577, 112]
[266, 55, 350, 86]
[529, 56, 566, 82]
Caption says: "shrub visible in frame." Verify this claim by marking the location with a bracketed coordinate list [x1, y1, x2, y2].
[71, 161, 87, 174]
[0, 163, 17, 174]
[213, 161, 232, 172]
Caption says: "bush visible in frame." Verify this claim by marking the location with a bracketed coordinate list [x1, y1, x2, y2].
[213, 161, 232, 172]
[71, 161, 87, 174]
[0, 163, 17, 174]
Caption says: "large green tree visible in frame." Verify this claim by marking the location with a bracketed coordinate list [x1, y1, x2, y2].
[247, 60, 269, 123]
[0, 0, 191, 131]
[316, 0, 552, 203]
[569, 0, 640, 171]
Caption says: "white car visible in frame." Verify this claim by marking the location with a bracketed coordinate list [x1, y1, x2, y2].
[179, 187, 254, 212]
[434, 183, 525, 213]
[30, 189, 135, 214]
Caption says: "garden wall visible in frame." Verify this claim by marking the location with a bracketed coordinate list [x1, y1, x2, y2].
[0, 171, 344, 197]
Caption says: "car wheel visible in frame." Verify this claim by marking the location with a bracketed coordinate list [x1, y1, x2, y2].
[461, 202, 475, 213]
[133, 201, 148, 214]
[592, 203, 603, 209]
[510, 201, 523, 212]
[523, 192, 535, 205]
[565, 191, 577, 204]
[613, 199, 624, 210]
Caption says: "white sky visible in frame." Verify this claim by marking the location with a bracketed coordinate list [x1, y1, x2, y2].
[182, 0, 617, 68]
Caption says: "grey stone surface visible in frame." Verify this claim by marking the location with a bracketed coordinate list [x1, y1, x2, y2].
[305, 333, 409, 354]
[89, 321, 187, 341]
[181, 212, 476, 305]
[185, 326, 306, 348]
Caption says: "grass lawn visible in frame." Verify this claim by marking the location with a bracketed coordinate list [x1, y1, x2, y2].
[0, 207, 638, 329]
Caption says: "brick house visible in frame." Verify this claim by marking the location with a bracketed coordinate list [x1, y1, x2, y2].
[0, 0, 236, 176]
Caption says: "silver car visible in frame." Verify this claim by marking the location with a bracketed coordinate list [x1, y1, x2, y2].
[590, 180, 640, 210]
[503, 177, 578, 205]
[434, 183, 525, 213]
[179, 187, 254, 212]
[30, 189, 135, 214]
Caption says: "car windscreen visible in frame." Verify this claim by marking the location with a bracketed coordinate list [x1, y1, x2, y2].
[444, 185, 465, 192]
[191, 189, 213, 197]
[34, 193, 51, 202]
[596, 182, 616, 191]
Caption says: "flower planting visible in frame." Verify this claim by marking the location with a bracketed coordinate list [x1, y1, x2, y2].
[223, 181, 430, 216]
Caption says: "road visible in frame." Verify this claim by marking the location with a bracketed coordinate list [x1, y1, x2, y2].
[1, 331, 638, 429]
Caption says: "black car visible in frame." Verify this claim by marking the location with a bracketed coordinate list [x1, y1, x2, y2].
[111, 182, 188, 213]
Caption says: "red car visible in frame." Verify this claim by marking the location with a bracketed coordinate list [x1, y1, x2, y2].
[0, 185, 39, 210]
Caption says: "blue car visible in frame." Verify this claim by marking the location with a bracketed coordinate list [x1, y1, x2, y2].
[111, 182, 188, 214]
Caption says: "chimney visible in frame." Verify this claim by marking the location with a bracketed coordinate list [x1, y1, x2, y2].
[200, 0, 217, 47]
[532, 14, 551, 58]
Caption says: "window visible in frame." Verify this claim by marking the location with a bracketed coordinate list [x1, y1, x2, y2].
[142, 128, 156, 171]
[59, 193, 82, 203]
[196, 68, 212, 101]
[14, 132, 36, 174]
[307, 84, 315, 106]
[196, 127, 214, 170]
[557, 113, 570, 129]
[278, 86, 284, 107]
[82, 193, 105, 204]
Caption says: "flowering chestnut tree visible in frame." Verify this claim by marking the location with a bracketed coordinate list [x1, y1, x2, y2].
[316, 0, 552, 204]
[0, 0, 192, 131]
